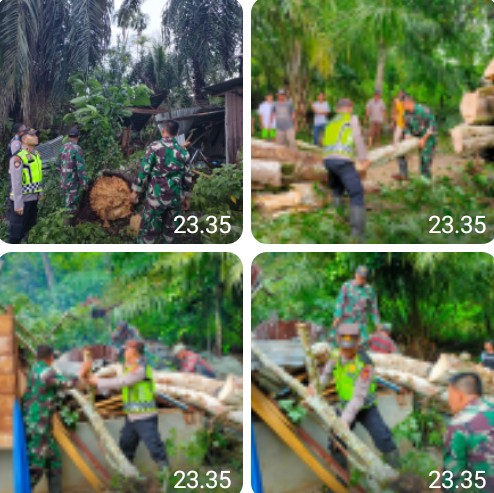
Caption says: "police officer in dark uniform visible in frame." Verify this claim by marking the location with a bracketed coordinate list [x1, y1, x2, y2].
[315, 324, 400, 475]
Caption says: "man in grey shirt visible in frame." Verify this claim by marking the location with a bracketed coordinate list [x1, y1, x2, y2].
[88, 340, 169, 475]
[273, 89, 297, 149]
[366, 90, 387, 148]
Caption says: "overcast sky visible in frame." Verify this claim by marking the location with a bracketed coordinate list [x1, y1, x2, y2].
[113, 0, 167, 43]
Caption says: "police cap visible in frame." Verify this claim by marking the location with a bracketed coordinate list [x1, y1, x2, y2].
[337, 323, 360, 348]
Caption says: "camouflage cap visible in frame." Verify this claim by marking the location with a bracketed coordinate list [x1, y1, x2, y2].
[337, 323, 360, 348]
[355, 265, 369, 277]
[68, 126, 80, 137]
[125, 339, 144, 354]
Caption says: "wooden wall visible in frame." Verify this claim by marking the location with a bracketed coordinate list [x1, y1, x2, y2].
[225, 90, 243, 164]
[0, 308, 16, 449]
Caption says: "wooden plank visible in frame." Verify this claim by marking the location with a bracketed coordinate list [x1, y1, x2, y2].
[0, 335, 13, 355]
[52, 415, 106, 492]
[0, 375, 16, 393]
[0, 356, 14, 373]
[252, 383, 348, 493]
[0, 313, 14, 336]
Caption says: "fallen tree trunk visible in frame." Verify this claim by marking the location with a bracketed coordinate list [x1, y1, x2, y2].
[374, 368, 448, 403]
[154, 383, 242, 426]
[460, 89, 494, 125]
[252, 342, 398, 485]
[252, 138, 420, 188]
[369, 352, 432, 379]
[450, 124, 494, 155]
[67, 388, 140, 478]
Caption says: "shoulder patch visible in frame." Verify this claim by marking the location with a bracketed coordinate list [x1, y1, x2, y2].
[361, 365, 372, 382]
[13, 158, 22, 168]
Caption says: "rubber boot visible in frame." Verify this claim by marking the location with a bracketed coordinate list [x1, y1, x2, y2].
[383, 449, 401, 469]
[333, 195, 342, 208]
[349, 205, 366, 241]
[47, 469, 63, 493]
[398, 156, 408, 179]
[157, 462, 170, 492]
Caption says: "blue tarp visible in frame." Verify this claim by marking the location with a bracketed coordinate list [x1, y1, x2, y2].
[251, 424, 264, 493]
[13, 399, 31, 493]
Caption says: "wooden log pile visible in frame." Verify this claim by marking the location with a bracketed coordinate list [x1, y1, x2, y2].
[251, 137, 420, 215]
[451, 58, 494, 155]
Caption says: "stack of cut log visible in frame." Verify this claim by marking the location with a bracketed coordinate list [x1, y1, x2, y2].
[450, 58, 494, 156]
[252, 137, 420, 215]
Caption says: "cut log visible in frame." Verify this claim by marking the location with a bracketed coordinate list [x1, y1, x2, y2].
[450, 124, 494, 155]
[252, 160, 282, 187]
[297, 322, 322, 393]
[369, 353, 432, 379]
[460, 90, 494, 125]
[89, 172, 134, 227]
[154, 383, 242, 426]
[252, 342, 398, 485]
[253, 182, 328, 214]
[484, 58, 494, 81]
[252, 138, 321, 164]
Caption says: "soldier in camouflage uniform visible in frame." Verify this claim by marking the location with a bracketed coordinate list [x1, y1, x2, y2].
[21, 345, 87, 493]
[130, 120, 193, 244]
[332, 265, 381, 343]
[58, 126, 88, 214]
[443, 372, 494, 491]
[402, 93, 437, 179]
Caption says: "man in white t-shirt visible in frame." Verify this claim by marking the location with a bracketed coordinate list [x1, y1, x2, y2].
[312, 92, 331, 146]
[258, 93, 276, 140]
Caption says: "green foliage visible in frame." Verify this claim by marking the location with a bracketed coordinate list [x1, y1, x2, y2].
[278, 399, 308, 424]
[191, 164, 243, 243]
[393, 408, 445, 449]
[253, 166, 494, 244]
[59, 406, 79, 430]
[253, 252, 494, 354]
[64, 76, 152, 176]
[166, 428, 209, 468]
[0, 253, 243, 355]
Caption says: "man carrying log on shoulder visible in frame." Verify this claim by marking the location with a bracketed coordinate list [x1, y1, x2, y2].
[443, 372, 494, 490]
[368, 323, 400, 354]
[87, 340, 170, 485]
[402, 93, 437, 179]
[309, 324, 400, 479]
[22, 345, 90, 493]
[172, 343, 216, 378]
[331, 265, 381, 344]
[322, 99, 370, 241]
[130, 120, 193, 244]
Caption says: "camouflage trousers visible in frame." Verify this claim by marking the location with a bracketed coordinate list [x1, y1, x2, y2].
[63, 186, 83, 214]
[419, 137, 436, 178]
[26, 430, 62, 488]
[138, 198, 182, 244]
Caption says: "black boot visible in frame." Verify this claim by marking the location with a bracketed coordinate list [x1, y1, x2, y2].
[47, 468, 63, 493]
[384, 449, 401, 469]
[349, 205, 366, 241]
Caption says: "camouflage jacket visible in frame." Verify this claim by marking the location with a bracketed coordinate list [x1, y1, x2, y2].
[21, 361, 76, 434]
[404, 103, 437, 139]
[443, 397, 494, 490]
[334, 280, 380, 327]
[132, 137, 192, 206]
[111, 325, 142, 347]
[58, 141, 88, 189]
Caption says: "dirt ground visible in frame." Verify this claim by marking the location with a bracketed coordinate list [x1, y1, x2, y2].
[365, 149, 470, 189]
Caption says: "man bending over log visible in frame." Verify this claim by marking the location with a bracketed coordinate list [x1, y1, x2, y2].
[130, 120, 193, 244]
[22, 345, 90, 493]
[322, 99, 370, 241]
[310, 324, 400, 482]
[443, 372, 494, 490]
[402, 93, 437, 179]
[88, 340, 169, 484]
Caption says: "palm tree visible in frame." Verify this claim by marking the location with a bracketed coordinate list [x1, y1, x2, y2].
[161, 0, 242, 105]
[0, 0, 113, 128]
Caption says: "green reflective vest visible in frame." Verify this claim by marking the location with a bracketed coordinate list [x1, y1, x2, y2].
[121, 364, 157, 414]
[333, 353, 377, 407]
[16, 148, 43, 194]
[322, 113, 354, 160]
